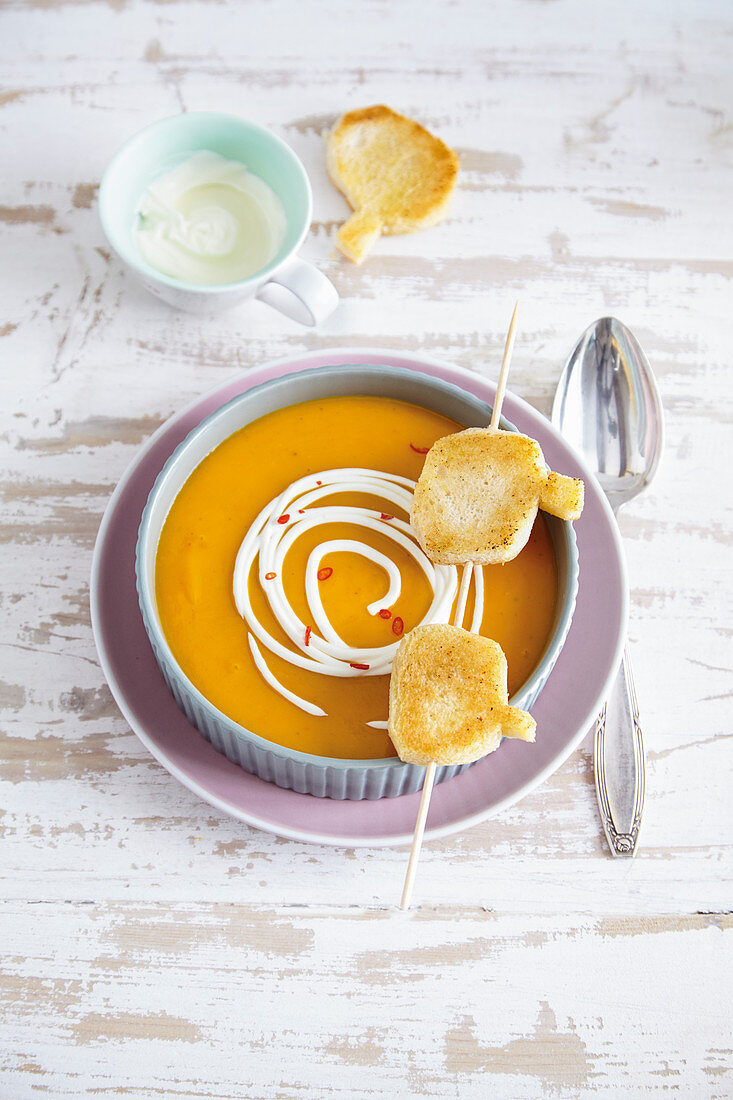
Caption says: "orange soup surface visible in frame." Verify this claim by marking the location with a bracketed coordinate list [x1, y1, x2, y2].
[156, 396, 558, 759]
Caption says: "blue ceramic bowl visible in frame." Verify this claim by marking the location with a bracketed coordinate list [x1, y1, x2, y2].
[136, 365, 579, 799]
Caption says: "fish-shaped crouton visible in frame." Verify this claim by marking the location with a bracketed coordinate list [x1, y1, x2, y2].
[388, 624, 535, 766]
[326, 105, 459, 264]
[411, 426, 584, 566]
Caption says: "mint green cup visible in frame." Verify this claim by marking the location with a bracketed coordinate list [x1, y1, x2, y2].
[99, 112, 338, 324]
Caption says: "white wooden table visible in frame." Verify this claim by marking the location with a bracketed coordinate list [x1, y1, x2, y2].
[1, 1, 731, 1096]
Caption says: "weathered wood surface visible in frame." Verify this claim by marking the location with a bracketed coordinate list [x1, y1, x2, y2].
[1, 0, 731, 1096]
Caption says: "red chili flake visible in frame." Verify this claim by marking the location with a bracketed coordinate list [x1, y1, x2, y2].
[264, 571, 276, 581]
[316, 480, 322, 486]
[409, 443, 430, 455]
[392, 617, 404, 637]
[277, 513, 289, 524]
[350, 662, 370, 671]
[304, 626, 312, 647]
[317, 566, 333, 581]
[380, 512, 393, 521]
[298, 509, 305, 514]
[378, 609, 392, 619]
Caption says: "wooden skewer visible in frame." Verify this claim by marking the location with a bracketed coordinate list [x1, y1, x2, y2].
[455, 301, 520, 638]
[400, 574, 469, 910]
[400, 301, 520, 911]
[399, 760, 436, 909]
[490, 299, 519, 430]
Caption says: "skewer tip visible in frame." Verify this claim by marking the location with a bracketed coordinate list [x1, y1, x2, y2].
[489, 301, 521, 430]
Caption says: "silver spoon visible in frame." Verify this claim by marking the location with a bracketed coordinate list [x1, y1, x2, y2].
[552, 317, 664, 857]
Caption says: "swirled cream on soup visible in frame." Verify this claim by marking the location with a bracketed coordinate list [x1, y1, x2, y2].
[155, 396, 558, 759]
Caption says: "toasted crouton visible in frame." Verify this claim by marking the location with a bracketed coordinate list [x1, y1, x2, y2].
[388, 624, 536, 766]
[411, 426, 584, 565]
[326, 105, 458, 264]
[411, 427, 546, 565]
[541, 470, 584, 521]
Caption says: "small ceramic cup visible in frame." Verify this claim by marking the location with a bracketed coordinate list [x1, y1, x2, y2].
[99, 112, 338, 325]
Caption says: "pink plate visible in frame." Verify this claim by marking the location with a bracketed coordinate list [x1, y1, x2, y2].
[90, 348, 627, 847]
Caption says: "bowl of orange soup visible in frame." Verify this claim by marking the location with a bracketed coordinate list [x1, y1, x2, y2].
[136, 365, 578, 799]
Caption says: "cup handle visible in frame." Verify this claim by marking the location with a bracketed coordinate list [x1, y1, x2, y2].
[256, 258, 338, 326]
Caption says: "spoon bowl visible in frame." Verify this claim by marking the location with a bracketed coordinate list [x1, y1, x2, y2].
[552, 317, 664, 511]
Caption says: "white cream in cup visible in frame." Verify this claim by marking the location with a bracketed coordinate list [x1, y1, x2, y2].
[99, 113, 338, 325]
[136, 151, 288, 286]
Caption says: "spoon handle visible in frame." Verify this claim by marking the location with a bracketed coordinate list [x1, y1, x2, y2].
[594, 645, 645, 857]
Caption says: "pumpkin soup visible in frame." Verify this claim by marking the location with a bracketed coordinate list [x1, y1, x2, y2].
[155, 395, 557, 759]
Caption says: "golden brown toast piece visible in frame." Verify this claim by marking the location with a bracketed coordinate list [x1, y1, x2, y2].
[389, 624, 535, 765]
[411, 426, 584, 565]
[326, 105, 458, 264]
[542, 470, 584, 520]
